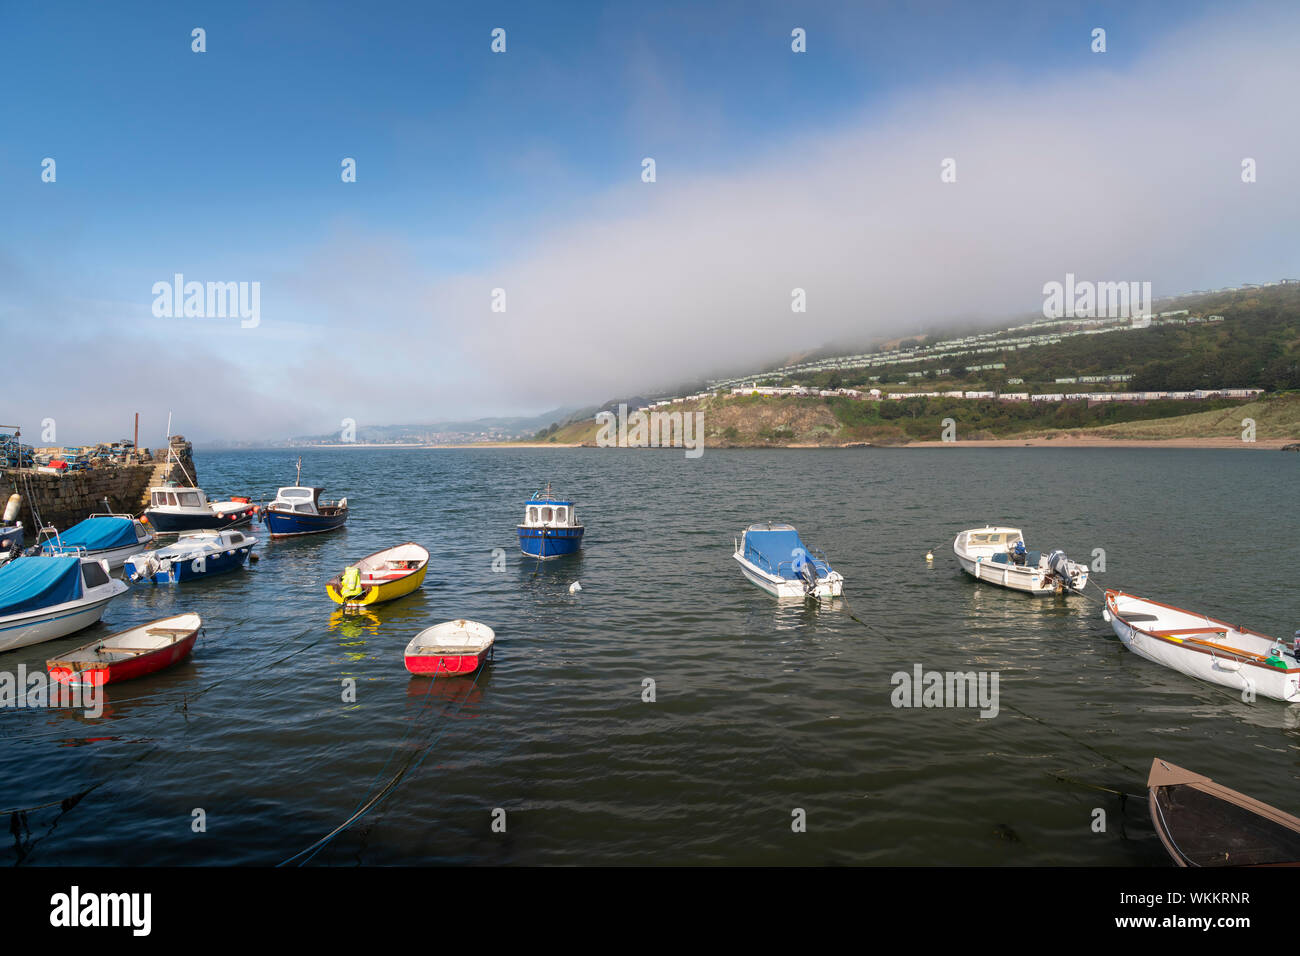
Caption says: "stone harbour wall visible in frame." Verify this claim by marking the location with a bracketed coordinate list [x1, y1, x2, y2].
[3, 452, 196, 533]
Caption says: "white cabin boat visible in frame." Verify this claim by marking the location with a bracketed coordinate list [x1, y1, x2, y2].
[1105, 591, 1300, 702]
[733, 523, 844, 599]
[953, 526, 1087, 594]
[0, 554, 129, 653]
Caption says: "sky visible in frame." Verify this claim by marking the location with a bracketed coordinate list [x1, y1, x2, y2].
[2, 0, 1297, 444]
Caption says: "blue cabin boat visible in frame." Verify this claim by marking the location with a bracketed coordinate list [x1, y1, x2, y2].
[261, 459, 349, 538]
[517, 485, 583, 559]
[124, 529, 257, 584]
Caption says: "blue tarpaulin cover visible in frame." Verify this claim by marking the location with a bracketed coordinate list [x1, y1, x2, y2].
[743, 528, 832, 580]
[0, 556, 83, 616]
[45, 516, 138, 553]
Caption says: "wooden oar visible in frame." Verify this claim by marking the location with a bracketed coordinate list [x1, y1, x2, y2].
[1162, 634, 1267, 661]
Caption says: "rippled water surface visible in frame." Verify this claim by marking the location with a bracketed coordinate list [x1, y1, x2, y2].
[3, 446, 1298, 865]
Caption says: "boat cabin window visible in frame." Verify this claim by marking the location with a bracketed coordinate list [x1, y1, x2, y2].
[151, 492, 162, 506]
[527, 506, 539, 524]
[555, 507, 567, 523]
[970, 533, 1004, 545]
[283, 488, 313, 500]
[178, 491, 200, 506]
[293, 503, 315, 514]
[81, 561, 110, 589]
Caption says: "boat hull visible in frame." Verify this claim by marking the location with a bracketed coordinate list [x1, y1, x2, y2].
[733, 552, 843, 600]
[1106, 592, 1300, 702]
[263, 510, 348, 537]
[517, 526, 583, 559]
[48, 631, 198, 687]
[327, 563, 427, 606]
[955, 552, 1067, 594]
[124, 545, 253, 584]
[0, 591, 124, 653]
[404, 650, 488, 676]
[144, 509, 252, 533]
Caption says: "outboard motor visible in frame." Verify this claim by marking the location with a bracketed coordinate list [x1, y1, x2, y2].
[792, 549, 819, 596]
[1046, 550, 1085, 591]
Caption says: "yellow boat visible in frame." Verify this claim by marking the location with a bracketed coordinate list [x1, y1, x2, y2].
[326, 542, 429, 607]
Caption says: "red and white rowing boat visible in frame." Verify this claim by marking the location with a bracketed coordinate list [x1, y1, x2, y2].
[46, 613, 202, 687]
[404, 620, 495, 676]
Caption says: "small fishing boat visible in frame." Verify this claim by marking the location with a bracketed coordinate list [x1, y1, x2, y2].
[143, 484, 257, 533]
[124, 529, 257, 584]
[0, 554, 129, 653]
[326, 542, 429, 607]
[46, 613, 202, 687]
[39, 514, 153, 570]
[1104, 591, 1300, 701]
[517, 485, 583, 559]
[404, 620, 495, 675]
[262, 459, 348, 538]
[733, 522, 844, 599]
[142, 431, 256, 532]
[1147, 758, 1300, 866]
[953, 526, 1087, 594]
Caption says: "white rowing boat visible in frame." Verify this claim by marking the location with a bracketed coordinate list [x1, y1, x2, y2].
[1105, 591, 1300, 702]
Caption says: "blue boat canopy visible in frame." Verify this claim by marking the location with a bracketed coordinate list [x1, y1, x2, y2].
[743, 526, 833, 580]
[47, 516, 138, 552]
[0, 555, 84, 616]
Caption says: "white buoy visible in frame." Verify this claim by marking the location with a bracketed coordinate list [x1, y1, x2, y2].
[569, 581, 581, 593]
[3, 494, 19, 523]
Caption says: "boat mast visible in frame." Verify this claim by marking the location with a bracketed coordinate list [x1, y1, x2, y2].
[163, 411, 197, 488]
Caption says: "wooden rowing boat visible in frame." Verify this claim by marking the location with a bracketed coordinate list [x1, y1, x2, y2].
[1147, 758, 1300, 866]
[46, 612, 202, 687]
[404, 620, 495, 676]
[1104, 590, 1300, 701]
[326, 542, 429, 607]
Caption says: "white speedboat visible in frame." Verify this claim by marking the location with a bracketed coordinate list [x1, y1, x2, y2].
[0, 554, 129, 653]
[39, 514, 153, 570]
[733, 522, 844, 599]
[1105, 591, 1300, 702]
[124, 529, 257, 584]
[953, 526, 1087, 594]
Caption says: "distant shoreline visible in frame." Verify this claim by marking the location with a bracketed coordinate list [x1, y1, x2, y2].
[271, 437, 1298, 451]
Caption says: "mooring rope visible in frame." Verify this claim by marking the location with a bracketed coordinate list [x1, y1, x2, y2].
[280, 660, 488, 867]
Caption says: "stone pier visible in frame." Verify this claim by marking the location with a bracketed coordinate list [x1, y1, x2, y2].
[2, 439, 197, 532]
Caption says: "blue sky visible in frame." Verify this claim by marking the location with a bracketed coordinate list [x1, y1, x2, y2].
[2, 0, 1293, 443]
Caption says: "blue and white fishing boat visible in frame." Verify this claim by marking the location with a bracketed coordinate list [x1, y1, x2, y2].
[517, 485, 583, 559]
[733, 522, 844, 599]
[124, 529, 258, 584]
[261, 459, 349, 538]
[0, 554, 129, 653]
[40, 514, 153, 570]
